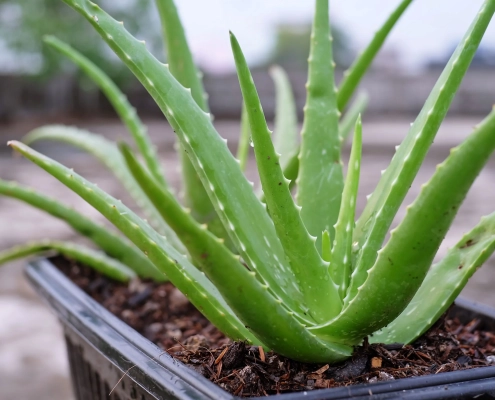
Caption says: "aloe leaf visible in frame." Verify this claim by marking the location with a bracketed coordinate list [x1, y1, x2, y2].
[330, 117, 362, 300]
[23, 125, 185, 252]
[0, 240, 135, 282]
[236, 102, 251, 172]
[372, 211, 495, 345]
[0, 179, 164, 280]
[312, 106, 495, 344]
[43, 35, 167, 188]
[231, 32, 341, 323]
[119, 144, 354, 358]
[270, 65, 299, 170]
[339, 92, 369, 145]
[337, 0, 413, 111]
[9, 140, 260, 344]
[297, 0, 343, 250]
[155, 0, 227, 244]
[321, 230, 332, 263]
[349, 1, 495, 305]
[273, 94, 367, 193]
[61, 0, 310, 320]
[120, 142, 225, 269]
[154, 0, 209, 111]
[11, 140, 354, 361]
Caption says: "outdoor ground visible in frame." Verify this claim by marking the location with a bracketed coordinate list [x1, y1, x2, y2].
[1, 117, 495, 400]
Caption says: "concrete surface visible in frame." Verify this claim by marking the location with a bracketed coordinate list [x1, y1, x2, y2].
[1, 117, 495, 400]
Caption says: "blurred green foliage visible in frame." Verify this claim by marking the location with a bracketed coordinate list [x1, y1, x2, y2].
[269, 22, 354, 69]
[0, 0, 163, 86]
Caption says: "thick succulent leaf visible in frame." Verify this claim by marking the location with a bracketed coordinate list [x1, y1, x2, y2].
[61, 0, 310, 320]
[44, 35, 167, 188]
[311, 106, 495, 343]
[330, 117, 362, 301]
[0, 240, 135, 282]
[155, 0, 225, 243]
[9, 140, 258, 344]
[297, 0, 343, 250]
[349, 2, 495, 305]
[274, 96, 368, 192]
[11, 141, 353, 362]
[337, 0, 413, 111]
[121, 143, 224, 269]
[339, 92, 369, 145]
[154, 0, 209, 111]
[321, 230, 332, 263]
[231, 33, 341, 323]
[270, 65, 299, 170]
[236, 102, 251, 172]
[23, 125, 185, 252]
[283, 149, 300, 184]
[0, 179, 163, 280]
[372, 211, 495, 345]
[120, 144, 354, 360]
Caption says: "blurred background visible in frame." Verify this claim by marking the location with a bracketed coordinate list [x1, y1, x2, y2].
[1, 0, 495, 399]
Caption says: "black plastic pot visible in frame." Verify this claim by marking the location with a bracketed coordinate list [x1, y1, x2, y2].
[26, 258, 495, 400]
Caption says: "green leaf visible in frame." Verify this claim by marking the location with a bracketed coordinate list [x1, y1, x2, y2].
[321, 230, 332, 263]
[0, 179, 163, 280]
[372, 211, 495, 345]
[154, 0, 209, 111]
[0, 240, 135, 282]
[282, 148, 300, 183]
[120, 143, 354, 358]
[44, 35, 167, 188]
[23, 125, 185, 253]
[11, 140, 353, 362]
[9, 140, 259, 344]
[236, 102, 251, 172]
[348, 1, 495, 307]
[154, 0, 227, 245]
[61, 0, 310, 321]
[345, 107, 495, 336]
[270, 65, 299, 170]
[272, 93, 368, 193]
[330, 116, 362, 300]
[120, 142, 225, 270]
[312, 104, 495, 344]
[297, 0, 343, 250]
[236, 102, 251, 171]
[337, 0, 413, 111]
[339, 92, 369, 145]
[231, 32, 341, 323]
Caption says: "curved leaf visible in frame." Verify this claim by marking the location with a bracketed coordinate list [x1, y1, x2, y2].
[23, 125, 185, 253]
[297, 0, 343, 249]
[9, 140, 259, 344]
[44, 35, 167, 188]
[0, 179, 163, 280]
[349, 1, 495, 307]
[337, 0, 413, 111]
[372, 211, 495, 344]
[60, 0, 310, 320]
[231, 32, 340, 323]
[0, 240, 135, 282]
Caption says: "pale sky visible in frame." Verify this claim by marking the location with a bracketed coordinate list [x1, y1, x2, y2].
[173, 0, 495, 73]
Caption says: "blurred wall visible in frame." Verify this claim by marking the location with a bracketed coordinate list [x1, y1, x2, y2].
[1, 67, 494, 123]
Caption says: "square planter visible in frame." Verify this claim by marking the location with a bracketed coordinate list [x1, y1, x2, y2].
[26, 258, 495, 400]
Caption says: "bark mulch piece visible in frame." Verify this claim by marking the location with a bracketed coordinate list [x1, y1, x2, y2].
[52, 256, 495, 398]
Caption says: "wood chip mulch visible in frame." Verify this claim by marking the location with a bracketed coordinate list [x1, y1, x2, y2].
[53, 256, 495, 397]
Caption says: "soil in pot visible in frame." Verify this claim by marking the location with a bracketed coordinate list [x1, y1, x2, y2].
[51, 255, 495, 398]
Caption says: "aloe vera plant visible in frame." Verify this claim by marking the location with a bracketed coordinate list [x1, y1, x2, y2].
[3, 0, 495, 364]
